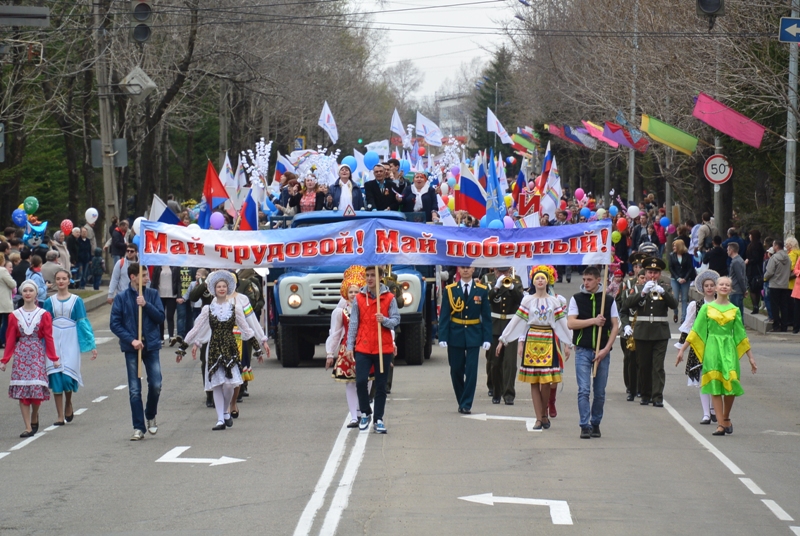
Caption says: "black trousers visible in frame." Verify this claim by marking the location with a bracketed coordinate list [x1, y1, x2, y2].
[488, 335, 517, 401]
[356, 352, 391, 421]
[160, 297, 177, 338]
[770, 288, 791, 331]
[621, 338, 637, 395]
[635, 339, 668, 403]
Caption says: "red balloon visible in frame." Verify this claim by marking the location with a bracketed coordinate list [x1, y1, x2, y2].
[418, 147, 426, 156]
[616, 218, 628, 232]
[441, 195, 449, 205]
[559, 200, 567, 210]
[60, 219, 73, 236]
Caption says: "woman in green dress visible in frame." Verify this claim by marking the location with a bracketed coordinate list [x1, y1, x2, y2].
[676, 277, 757, 436]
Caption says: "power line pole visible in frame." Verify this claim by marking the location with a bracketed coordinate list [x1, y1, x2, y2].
[713, 38, 722, 230]
[786, 0, 799, 238]
[94, 0, 118, 228]
[627, 0, 639, 204]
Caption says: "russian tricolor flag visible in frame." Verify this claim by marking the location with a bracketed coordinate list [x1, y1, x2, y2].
[149, 194, 182, 226]
[459, 165, 487, 219]
[239, 189, 259, 231]
[273, 152, 295, 192]
[203, 160, 230, 210]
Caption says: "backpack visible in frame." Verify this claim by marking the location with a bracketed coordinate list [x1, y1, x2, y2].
[702, 224, 713, 250]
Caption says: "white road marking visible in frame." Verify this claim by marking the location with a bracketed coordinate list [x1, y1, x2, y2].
[155, 446, 245, 466]
[44, 425, 60, 432]
[319, 422, 371, 536]
[0, 452, 9, 460]
[92, 396, 108, 403]
[94, 337, 114, 345]
[663, 400, 744, 475]
[293, 415, 352, 536]
[463, 413, 540, 432]
[458, 493, 573, 525]
[762, 429, 800, 437]
[762, 499, 794, 521]
[10, 432, 45, 451]
[789, 526, 800, 535]
[739, 477, 765, 495]
[74, 408, 88, 415]
[114, 384, 127, 390]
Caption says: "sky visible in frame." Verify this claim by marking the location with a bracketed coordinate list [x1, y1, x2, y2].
[353, 0, 517, 98]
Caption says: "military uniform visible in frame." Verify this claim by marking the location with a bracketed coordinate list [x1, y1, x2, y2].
[483, 271, 524, 404]
[439, 278, 492, 413]
[621, 258, 678, 406]
[617, 276, 639, 400]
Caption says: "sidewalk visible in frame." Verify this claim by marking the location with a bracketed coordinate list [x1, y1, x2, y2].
[689, 287, 793, 336]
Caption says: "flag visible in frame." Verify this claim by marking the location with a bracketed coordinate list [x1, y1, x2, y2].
[476, 154, 487, 190]
[515, 212, 540, 228]
[203, 160, 229, 209]
[318, 101, 339, 144]
[692, 92, 766, 149]
[538, 142, 554, 193]
[149, 194, 182, 225]
[272, 152, 295, 195]
[219, 152, 236, 188]
[485, 148, 506, 223]
[565, 126, 598, 150]
[546, 124, 586, 148]
[603, 122, 650, 153]
[616, 111, 644, 143]
[436, 194, 457, 226]
[234, 155, 249, 193]
[416, 111, 442, 146]
[497, 153, 509, 193]
[238, 189, 259, 231]
[412, 138, 420, 165]
[391, 108, 405, 137]
[365, 139, 390, 157]
[459, 165, 487, 219]
[640, 114, 699, 156]
[582, 120, 619, 148]
[539, 157, 563, 219]
[197, 201, 211, 230]
[512, 160, 528, 206]
[486, 107, 514, 144]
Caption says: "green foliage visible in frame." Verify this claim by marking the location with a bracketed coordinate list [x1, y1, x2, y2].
[470, 47, 514, 153]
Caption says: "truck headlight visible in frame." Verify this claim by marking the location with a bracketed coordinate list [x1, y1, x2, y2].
[402, 291, 413, 306]
[288, 294, 302, 308]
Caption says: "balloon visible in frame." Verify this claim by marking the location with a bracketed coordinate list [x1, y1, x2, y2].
[132, 216, 145, 235]
[61, 219, 74, 235]
[627, 205, 640, 219]
[187, 223, 201, 231]
[506, 156, 516, 165]
[450, 165, 460, 177]
[399, 159, 411, 173]
[611, 230, 622, 244]
[12, 208, 27, 227]
[608, 205, 619, 217]
[667, 224, 676, 234]
[210, 212, 225, 230]
[503, 215, 515, 228]
[447, 198, 455, 211]
[559, 200, 567, 210]
[447, 177, 456, 188]
[418, 147, 426, 157]
[441, 195, 449, 205]
[364, 151, 380, 170]
[590, 211, 596, 218]
[341, 156, 357, 171]
[488, 219, 504, 229]
[660, 216, 670, 228]
[504, 194, 513, 208]
[23, 196, 39, 215]
[616, 218, 628, 232]
[132, 235, 141, 248]
[441, 184, 450, 197]
[479, 215, 488, 228]
[574, 188, 585, 201]
[580, 207, 590, 219]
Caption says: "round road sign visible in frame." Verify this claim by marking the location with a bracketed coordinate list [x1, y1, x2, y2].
[704, 154, 733, 185]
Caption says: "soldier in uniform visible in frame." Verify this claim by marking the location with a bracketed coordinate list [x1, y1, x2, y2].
[621, 256, 677, 407]
[236, 269, 265, 401]
[618, 251, 647, 400]
[439, 266, 492, 414]
[483, 267, 524, 405]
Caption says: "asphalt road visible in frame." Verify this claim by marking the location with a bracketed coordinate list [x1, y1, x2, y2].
[0, 282, 798, 535]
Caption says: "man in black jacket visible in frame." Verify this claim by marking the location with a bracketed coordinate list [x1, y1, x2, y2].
[364, 164, 400, 211]
[702, 236, 728, 276]
[111, 220, 129, 264]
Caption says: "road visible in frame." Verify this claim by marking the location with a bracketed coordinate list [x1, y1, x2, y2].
[0, 281, 798, 535]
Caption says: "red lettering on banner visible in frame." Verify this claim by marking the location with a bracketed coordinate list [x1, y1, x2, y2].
[515, 243, 533, 258]
[533, 241, 551, 255]
[400, 236, 417, 254]
[170, 240, 187, 255]
[482, 237, 499, 257]
[302, 241, 318, 257]
[355, 230, 365, 254]
[187, 242, 204, 256]
[144, 231, 168, 254]
[552, 240, 569, 254]
[446, 240, 465, 257]
[234, 245, 250, 264]
[569, 237, 580, 253]
[319, 238, 336, 256]
[268, 244, 285, 262]
[215, 244, 233, 259]
[375, 230, 400, 254]
[336, 233, 354, 255]
[419, 234, 437, 254]
[252, 245, 268, 264]
[580, 234, 597, 253]
[465, 242, 481, 258]
[285, 243, 301, 258]
[499, 243, 515, 256]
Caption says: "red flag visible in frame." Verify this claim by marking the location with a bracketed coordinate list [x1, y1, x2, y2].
[692, 92, 766, 149]
[203, 160, 229, 209]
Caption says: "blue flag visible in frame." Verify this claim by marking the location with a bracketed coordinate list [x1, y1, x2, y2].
[485, 148, 506, 224]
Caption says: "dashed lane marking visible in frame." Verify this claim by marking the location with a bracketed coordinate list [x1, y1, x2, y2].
[94, 337, 114, 345]
[762, 500, 794, 521]
[114, 384, 127, 390]
[739, 478, 765, 495]
[92, 396, 108, 403]
[10, 432, 45, 451]
[0, 452, 9, 460]
[74, 408, 88, 415]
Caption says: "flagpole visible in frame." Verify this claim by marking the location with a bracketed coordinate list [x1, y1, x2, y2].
[137, 262, 144, 379]
[375, 265, 384, 374]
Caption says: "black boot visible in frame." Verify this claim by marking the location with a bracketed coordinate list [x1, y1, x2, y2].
[205, 391, 214, 408]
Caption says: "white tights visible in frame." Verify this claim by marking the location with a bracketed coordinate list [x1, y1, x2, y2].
[700, 392, 714, 418]
[345, 381, 372, 422]
[213, 384, 235, 424]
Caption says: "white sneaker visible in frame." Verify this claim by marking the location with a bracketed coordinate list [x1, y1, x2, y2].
[147, 418, 158, 435]
[130, 429, 145, 441]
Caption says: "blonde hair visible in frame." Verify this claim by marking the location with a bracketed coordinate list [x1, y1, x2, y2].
[785, 237, 798, 251]
[673, 240, 687, 255]
[716, 276, 732, 286]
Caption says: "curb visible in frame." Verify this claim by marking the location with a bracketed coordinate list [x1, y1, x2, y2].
[689, 287, 778, 335]
[84, 288, 110, 314]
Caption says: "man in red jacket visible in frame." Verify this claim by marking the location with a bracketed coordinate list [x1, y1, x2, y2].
[346, 266, 401, 434]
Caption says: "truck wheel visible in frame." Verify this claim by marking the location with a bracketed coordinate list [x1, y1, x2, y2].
[299, 340, 316, 361]
[403, 321, 425, 366]
[279, 324, 300, 368]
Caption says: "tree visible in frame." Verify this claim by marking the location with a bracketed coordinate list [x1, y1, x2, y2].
[470, 46, 514, 152]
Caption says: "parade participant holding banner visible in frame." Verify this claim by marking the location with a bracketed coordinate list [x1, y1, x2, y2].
[622, 256, 677, 408]
[109, 263, 165, 441]
[498, 265, 572, 430]
[483, 266, 524, 405]
[44, 269, 97, 426]
[440, 266, 492, 415]
[346, 265, 400, 433]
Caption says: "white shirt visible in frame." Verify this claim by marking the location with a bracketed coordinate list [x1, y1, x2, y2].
[462, 281, 471, 295]
[567, 296, 620, 318]
[338, 180, 353, 212]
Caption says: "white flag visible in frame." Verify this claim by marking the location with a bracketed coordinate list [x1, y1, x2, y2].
[318, 101, 338, 144]
[234, 154, 248, 192]
[416, 111, 442, 146]
[436, 194, 457, 226]
[353, 149, 368, 184]
[391, 108, 405, 137]
[365, 139, 390, 157]
[539, 156, 563, 219]
[487, 107, 513, 145]
[219, 152, 236, 188]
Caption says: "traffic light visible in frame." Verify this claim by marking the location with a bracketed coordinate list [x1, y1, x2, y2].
[357, 138, 363, 144]
[130, 0, 153, 43]
[697, 0, 725, 16]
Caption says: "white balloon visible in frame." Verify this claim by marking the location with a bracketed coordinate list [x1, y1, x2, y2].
[132, 216, 145, 235]
[84, 207, 98, 224]
[187, 223, 200, 231]
[627, 205, 640, 219]
[440, 183, 449, 196]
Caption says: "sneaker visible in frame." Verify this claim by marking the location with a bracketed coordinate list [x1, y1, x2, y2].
[359, 414, 371, 431]
[580, 427, 592, 439]
[130, 429, 145, 441]
[591, 425, 601, 438]
[147, 418, 158, 435]
[374, 420, 387, 434]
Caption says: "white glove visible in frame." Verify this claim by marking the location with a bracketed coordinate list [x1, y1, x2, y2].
[654, 285, 665, 294]
[623, 325, 633, 337]
[482, 342, 491, 350]
[641, 281, 655, 296]
[439, 341, 448, 348]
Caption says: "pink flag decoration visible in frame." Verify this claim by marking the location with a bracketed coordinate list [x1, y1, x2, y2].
[603, 122, 650, 153]
[546, 124, 585, 148]
[583, 120, 619, 148]
[692, 92, 766, 149]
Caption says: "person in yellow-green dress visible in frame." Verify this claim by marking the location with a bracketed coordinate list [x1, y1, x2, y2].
[676, 276, 757, 437]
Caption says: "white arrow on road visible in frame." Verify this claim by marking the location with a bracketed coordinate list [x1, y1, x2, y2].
[787, 23, 800, 37]
[462, 413, 541, 432]
[459, 493, 573, 525]
[156, 446, 245, 466]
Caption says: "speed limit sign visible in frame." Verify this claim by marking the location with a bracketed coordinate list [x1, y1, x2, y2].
[704, 154, 733, 185]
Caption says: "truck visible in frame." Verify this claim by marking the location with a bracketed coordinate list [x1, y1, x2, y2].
[270, 211, 435, 368]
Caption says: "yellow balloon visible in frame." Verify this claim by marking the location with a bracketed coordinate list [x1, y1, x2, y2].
[504, 194, 513, 208]
[447, 198, 455, 211]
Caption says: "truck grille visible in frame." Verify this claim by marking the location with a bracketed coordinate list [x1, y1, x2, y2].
[310, 277, 344, 309]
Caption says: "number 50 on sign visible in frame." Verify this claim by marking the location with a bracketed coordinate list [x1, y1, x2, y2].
[704, 154, 733, 185]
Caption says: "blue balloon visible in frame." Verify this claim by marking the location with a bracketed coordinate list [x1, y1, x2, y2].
[400, 159, 411, 173]
[580, 207, 591, 218]
[488, 219, 504, 229]
[608, 205, 619, 217]
[12, 208, 27, 227]
[364, 151, 380, 170]
[590, 211, 596, 218]
[479, 215, 488, 228]
[447, 177, 456, 188]
[660, 216, 670, 228]
[341, 156, 357, 171]
[132, 235, 141, 248]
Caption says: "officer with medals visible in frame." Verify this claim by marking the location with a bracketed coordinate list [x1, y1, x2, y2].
[621, 255, 677, 407]
[483, 267, 524, 405]
[617, 251, 647, 400]
[439, 266, 492, 414]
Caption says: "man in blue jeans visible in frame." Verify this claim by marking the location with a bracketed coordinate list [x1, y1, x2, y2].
[110, 263, 165, 441]
[567, 267, 620, 439]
